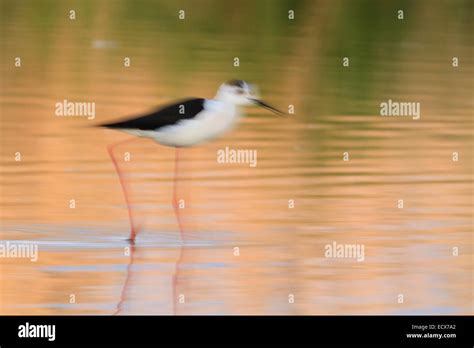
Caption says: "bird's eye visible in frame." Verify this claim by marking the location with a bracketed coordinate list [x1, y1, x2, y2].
[236, 88, 245, 94]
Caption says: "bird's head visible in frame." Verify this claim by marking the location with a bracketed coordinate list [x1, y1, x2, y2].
[215, 79, 284, 115]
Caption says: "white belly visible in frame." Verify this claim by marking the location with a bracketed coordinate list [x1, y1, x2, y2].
[124, 101, 240, 147]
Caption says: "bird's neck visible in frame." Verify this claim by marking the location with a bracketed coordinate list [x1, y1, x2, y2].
[214, 91, 240, 106]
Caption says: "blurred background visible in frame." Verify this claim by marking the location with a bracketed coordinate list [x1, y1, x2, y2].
[0, 0, 472, 314]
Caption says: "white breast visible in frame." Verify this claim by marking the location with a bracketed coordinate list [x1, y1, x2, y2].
[128, 100, 240, 147]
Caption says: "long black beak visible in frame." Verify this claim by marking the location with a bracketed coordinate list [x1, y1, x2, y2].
[250, 98, 285, 116]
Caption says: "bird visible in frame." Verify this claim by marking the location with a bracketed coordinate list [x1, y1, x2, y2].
[99, 79, 284, 243]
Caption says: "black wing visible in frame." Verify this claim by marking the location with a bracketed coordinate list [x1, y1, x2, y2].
[99, 98, 205, 130]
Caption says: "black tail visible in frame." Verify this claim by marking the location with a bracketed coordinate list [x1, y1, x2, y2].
[96, 120, 125, 128]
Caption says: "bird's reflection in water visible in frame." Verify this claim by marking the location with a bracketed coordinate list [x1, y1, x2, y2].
[114, 242, 185, 315]
[113, 244, 136, 315]
[172, 246, 184, 315]
[114, 147, 188, 315]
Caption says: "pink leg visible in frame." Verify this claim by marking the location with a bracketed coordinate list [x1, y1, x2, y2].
[107, 138, 141, 243]
[172, 148, 187, 314]
[172, 147, 185, 241]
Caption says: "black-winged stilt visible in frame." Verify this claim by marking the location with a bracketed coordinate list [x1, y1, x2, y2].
[99, 80, 284, 243]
